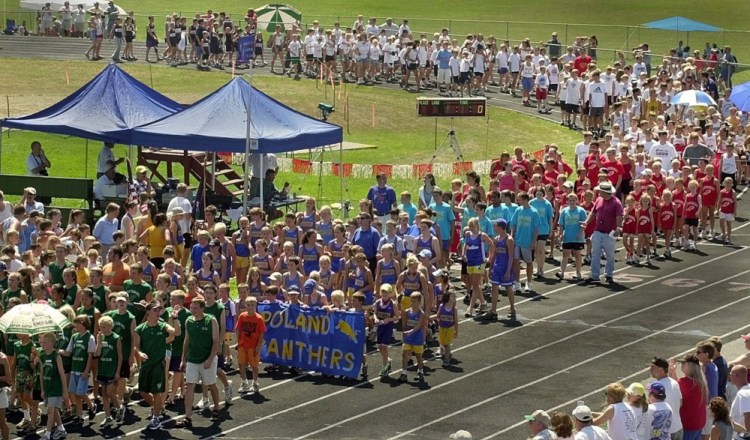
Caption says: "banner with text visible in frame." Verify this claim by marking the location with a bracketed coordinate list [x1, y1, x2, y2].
[237, 34, 256, 64]
[258, 303, 365, 378]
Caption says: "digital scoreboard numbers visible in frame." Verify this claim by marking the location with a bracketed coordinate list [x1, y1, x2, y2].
[416, 97, 487, 117]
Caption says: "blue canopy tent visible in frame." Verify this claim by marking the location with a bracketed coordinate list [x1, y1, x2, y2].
[0, 63, 182, 174]
[641, 16, 722, 49]
[131, 76, 344, 209]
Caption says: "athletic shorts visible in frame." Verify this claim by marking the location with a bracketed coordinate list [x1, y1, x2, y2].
[0, 388, 7, 409]
[536, 89, 548, 100]
[96, 375, 117, 385]
[120, 359, 131, 379]
[232, 256, 250, 270]
[549, 84, 558, 92]
[514, 246, 533, 263]
[685, 218, 699, 227]
[581, 103, 590, 115]
[69, 371, 89, 396]
[168, 356, 182, 373]
[452, 76, 459, 84]
[565, 103, 580, 114]
[438, 327, 455, 346]
[467, 265, 484, 275]
[537, 235, 549, 243]
[45, 396, 64, 409]
[498, 67, 509, 75]
[306, 54, 314, 61]
[376, 325, 394, 345]
[719, 212, 735, 222]
[185, 357, 218, 385]
[402, 343, 423, 354]
[459, 72, 471, 84]
[138, 362, 166, 394]
[490, 267, 514, 286]
[521, 77, 533, 91]
[237, 346, 260, 367]
[589, 107, 604, 117]
[474, 71, 484, 77]
[562, 242, 585, 251]
[325, 55, 334, 62]
[441, 239, 450, 251]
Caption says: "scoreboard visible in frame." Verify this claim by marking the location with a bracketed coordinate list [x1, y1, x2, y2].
[417, 97, 487, 117]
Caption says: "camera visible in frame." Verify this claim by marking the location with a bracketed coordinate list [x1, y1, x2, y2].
[318, 102, 334, 121]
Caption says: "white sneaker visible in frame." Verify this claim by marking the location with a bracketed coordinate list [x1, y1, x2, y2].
[224, 381, 234, 405]
[239, 381, 251, 393]
[52, 427, 67, 440]
[524, 282, 532, 293]
[198, 397, 210, 410]
[101, 416, 114, 427]
[698, 231, 704, 239]
[41, 433, 51, 440]
[252, 381, 260, 393]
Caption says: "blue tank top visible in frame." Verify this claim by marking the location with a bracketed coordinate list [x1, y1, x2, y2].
[300, 244, 320, 274]
[252, 254, 272, 280]
[416, 236, 433, 255]
[375, 299, 395, 324]
[464, 233, 485, 266]
[379, 260, 398, 285]
[283, 272, 301, 291]
[308, 291, 325, 308]
[284, 227, 299, 245]
[328, 239, 346, 272]
[437, 303, 456, 328]
[249, 222, 265, 248]
[298, 212, 316, 232]
[169, 273, 179, 292]
[403, 309, 425, 345]
[318, 270, 334, 296]
[197, 269, 216, 286]
[316, 221, 334, 244]
[248, 282, 262, 298]
[234, 231, 251, 258]
[402, 272, 421, 296]
[493, 236, 511, 271]
[142, 263, 154, 284]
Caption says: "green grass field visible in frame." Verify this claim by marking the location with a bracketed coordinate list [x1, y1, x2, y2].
[0, 58, 579, 209]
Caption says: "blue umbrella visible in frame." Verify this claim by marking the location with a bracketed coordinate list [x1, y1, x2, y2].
[729, 81, 750, 111]
[670, 90, 717, 107]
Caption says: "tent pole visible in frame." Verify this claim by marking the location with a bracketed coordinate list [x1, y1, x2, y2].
[85, 139, 89, 178]
[339, 141, 343, 218]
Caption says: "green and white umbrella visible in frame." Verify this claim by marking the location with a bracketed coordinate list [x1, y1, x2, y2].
[0, 302, 71, 335]
[255, 3, 302, 32]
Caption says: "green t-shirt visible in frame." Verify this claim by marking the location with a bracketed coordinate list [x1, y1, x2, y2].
[57, 327, 72, 369]
[104, 310, 134, 359]
[68, 331, 94, 373]
[123, 280, 152, 324]
[13, 340, 34, 374]
[90, 284, 110, 315]
[5, 333, 17, 356]
[63, 284, 79, 306]
[40, 350, 63, 397]
[164, 307, 190, 357]
[185, 314, 214, 364]
[135, 321, 168, 368]
[48, 261, 72, 286]
[0, 276, 7, 292]
[97, 333, 120, 378]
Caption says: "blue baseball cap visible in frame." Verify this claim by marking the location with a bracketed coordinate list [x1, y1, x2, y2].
[303, 279, 316, 295]
[647, 382, 666, 399]
[494, 218, 508, 229]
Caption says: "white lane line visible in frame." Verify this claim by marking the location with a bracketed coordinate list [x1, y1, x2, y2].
[302, 267, 750, 440]
[386, 269, 750, 440]
[213, 247, 745, 440]
[481, 321, 750, 439]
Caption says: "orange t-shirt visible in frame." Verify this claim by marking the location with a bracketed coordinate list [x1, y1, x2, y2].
[236, 311, 266, 349]
[103, 262, 130, 290]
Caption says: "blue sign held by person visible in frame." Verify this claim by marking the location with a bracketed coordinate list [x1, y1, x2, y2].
[237, 33, 256, 64]
[257, 302, 366, 378]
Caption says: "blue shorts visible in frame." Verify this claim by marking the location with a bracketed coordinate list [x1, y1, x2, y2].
[69, 372, 89, 396]
[498, 67, 509, 75]
[522, 77, 533, 91]
[376, 324, 394, 345]
[441, 239, 450, 251]
[490, 265, 515, 287]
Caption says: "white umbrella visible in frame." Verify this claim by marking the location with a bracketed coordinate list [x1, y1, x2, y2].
[670, 90, 717, 107]
[254, 3, 302, 32]
[0, 302, 71, 335]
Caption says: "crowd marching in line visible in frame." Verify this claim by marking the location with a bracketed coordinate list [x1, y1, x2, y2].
[2, 8, 750, 440]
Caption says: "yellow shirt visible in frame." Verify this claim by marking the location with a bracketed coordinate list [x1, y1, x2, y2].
[146, 225, 167, 258]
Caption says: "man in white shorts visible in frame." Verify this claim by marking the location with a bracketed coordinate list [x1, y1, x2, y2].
[178, 298, 221, 428]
